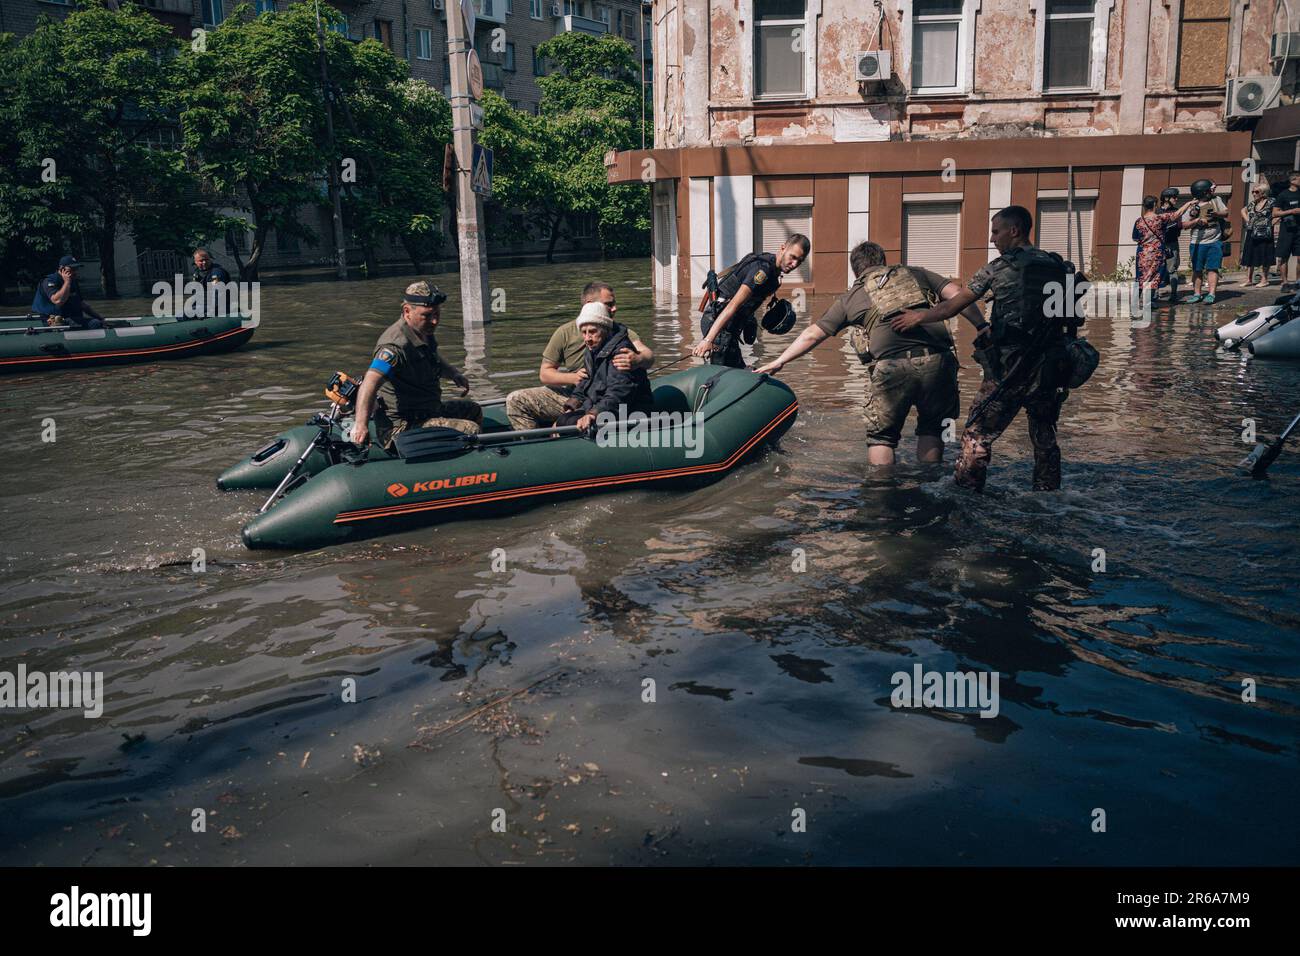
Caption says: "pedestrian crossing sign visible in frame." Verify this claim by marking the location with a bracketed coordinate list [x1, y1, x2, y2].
[471, 145, 493, 197]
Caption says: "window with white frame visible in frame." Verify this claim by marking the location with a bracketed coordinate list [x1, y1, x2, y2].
[254, 0, 275, 13]
[504, 43, 516, 71]
[1044, 0, 1096, 91]
[530, 0, 543, 18]
[417, 29, 433, 59]
[912, 0, 964, 92]
[755, 0, 807, 98]
[596, 4, 610, 26]
[202, 0, 225, 26]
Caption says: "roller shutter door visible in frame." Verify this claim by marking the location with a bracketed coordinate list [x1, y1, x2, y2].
[903, 201, 961, 278]
[754, 206, 813, 283]
[1036, 198, 1095, 268]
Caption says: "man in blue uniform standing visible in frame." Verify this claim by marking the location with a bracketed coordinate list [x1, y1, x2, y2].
[693, 235, 810, 368]
[31, 256, 107, 329]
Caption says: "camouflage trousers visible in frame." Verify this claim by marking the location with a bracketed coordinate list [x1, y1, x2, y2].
[380, 399, 482, 451]
[954, 377, 1067, 492]
[505, 386, 569, 431]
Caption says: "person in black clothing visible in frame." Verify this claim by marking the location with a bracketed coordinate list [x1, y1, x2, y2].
[1157, 188, 1185, 301]
[191, 248, 231, 287]
[555, 302, 654, 431]
[1272, 172, 1300, 290]
[30, 256, 106, 329]
[693, 235, 810, 368]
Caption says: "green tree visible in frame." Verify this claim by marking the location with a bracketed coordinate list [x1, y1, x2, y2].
[3, 0, 207, 297]
[175, 3, 335, 280]
[331, 57, 451, 273]
[480, 33, 650, 262]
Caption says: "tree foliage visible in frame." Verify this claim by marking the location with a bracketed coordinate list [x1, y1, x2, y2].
[480, 33, 650, 261]
[0, 0, 211, 296]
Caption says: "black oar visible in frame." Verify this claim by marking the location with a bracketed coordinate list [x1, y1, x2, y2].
[1240, 408, 1300, 478]
[394, 422, 582, 463]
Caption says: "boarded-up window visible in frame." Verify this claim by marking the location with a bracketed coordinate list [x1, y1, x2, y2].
[1036, 198, 1095, 267]
[903, 201, 961, 278]
[1177, 0, 1230, 90]
[754, 206, 813, 283]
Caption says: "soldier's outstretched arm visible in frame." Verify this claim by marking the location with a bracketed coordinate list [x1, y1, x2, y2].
[938, 281, 989, 332]
[755, 323, 830, 375]
[891, 287, 980, 331]
[693, 284, 753, 357]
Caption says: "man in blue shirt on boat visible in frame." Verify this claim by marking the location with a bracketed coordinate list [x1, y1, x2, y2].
[191, 248, 231, 288]
[31, 256, 106, 329]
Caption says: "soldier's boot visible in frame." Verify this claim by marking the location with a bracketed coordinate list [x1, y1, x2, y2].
[1032, 446, 1061, 491]
[954, 429, 992, 492]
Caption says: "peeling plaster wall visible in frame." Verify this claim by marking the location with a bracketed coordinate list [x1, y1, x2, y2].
[657, 0, 1277, 147]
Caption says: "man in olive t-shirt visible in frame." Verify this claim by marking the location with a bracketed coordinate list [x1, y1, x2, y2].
[505, 281, 654, 430]
[756, 241, 988, 465]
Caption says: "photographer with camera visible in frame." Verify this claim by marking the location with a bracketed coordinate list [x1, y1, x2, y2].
[1184, 179, 1229, 305]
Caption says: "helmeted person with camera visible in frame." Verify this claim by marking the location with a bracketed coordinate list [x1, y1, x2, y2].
[1183, 179, 1230, 305]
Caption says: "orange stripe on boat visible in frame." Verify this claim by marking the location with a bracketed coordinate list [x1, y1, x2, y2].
[333, 400, 798, 525]
[0, 325, 251, 366]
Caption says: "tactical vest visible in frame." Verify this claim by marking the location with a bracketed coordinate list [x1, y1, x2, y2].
[845, 265, 938, 363]
[716, 252, 777, 304]
[989, 248, 1072, 346]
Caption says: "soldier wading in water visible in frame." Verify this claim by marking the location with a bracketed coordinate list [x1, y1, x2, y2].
[893, 205, 1091, 491]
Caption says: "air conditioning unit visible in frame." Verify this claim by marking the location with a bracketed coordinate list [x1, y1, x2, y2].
[855, 50, 891, 83]
[552, 4, 564, 16]
[1227, 75, 1282, 118]
[1271, 32, 1300, 60]
[433, 0, 444, 9]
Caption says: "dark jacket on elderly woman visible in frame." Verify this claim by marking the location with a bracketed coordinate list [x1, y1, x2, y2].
[566, 322, 653, 417]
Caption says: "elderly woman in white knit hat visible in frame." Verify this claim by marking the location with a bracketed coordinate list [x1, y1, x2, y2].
[554, 301, 655, 432]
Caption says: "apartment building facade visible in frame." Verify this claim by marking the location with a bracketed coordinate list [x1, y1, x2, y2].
[3, 0, 651, 290]
[608, 0, 1290, 299]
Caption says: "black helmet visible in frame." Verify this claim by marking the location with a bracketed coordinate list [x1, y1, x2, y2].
[1190, 179, 1214, 200]
[1159, 187, 1180, 202]
[761, 298, 797, 335]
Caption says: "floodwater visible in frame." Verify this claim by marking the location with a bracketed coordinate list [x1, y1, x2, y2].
[1, 259, 1297, 866]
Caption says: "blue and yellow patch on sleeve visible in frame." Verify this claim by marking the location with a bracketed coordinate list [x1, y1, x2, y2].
[370, 346, 399, 375]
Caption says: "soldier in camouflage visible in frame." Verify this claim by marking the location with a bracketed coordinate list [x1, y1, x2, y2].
[892, 206, 1072, 492]
[349, 281, 483, 450]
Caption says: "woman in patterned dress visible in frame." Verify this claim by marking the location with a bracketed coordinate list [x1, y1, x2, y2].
[1134, 195, 1195, 291]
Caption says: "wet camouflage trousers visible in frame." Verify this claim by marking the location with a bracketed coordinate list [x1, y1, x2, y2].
[379, 399, 483, 450]
[954, 377, 1067, 492]
[505, 386, 569, 431]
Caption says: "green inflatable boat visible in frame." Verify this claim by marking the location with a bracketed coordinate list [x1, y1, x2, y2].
[0, 313, 255, 374]
[219, 365, 798, 550]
